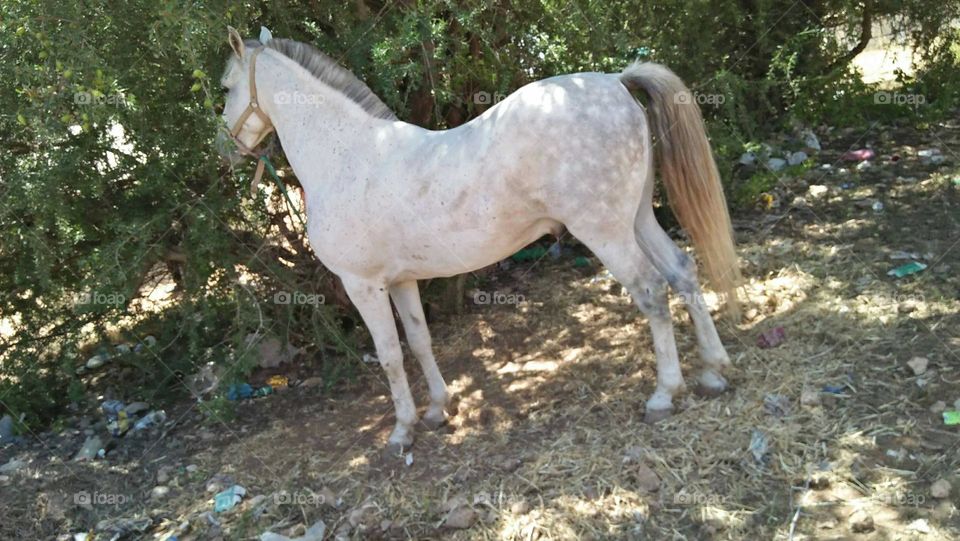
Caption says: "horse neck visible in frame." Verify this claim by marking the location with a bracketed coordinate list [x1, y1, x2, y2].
[256, 53, 390, 188]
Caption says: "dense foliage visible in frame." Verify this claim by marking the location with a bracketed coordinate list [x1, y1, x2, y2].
[1, 0, 958, 426]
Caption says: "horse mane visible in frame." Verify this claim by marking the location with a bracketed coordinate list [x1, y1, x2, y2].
[256, 38, 398, 121]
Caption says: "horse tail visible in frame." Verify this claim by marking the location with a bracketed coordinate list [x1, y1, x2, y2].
[619, 62, 741, 316]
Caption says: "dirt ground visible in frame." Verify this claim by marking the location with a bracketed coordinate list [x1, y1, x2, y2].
[1, 122, 959, 540]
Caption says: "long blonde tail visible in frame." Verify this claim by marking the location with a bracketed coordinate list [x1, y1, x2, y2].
[620, 62, 741, 315]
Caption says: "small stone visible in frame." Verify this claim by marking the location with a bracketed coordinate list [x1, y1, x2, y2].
[0, 458, 26, 473]
[931, 479, 951, 499]
[635, 464, 661, 493]
[801, 388, 821, 406]
[151, 485, 171, 500]
[157, 468, 171, 484]
[849, 509, 874, 533]
[808, 185, 829, 198]
[443, 505, 478, 529]
[499, 457, 522, 472]
[930, 401, 947, 413]
[767, 158, 787, 171]
[318, 486, 337, 508]
[898, 300, 918, 313]
[186, 464, 199, 473]
[85, 354, 111, 369]
[623, 445, 646, 463]
[787, 151, 808, 166]
[206, 473, 235, 493]
[907, 356, 929, 376]
[300, 376, 323, 388]
[907, 518, 932, 534]
[510, 501, 530, 514]
[954, 398, 960, 411]
[347, 503, 378, 529]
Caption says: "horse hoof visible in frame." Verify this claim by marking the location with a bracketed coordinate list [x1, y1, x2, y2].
[696, 371, 728, 398]
[421, 414, 448, 431]
[644, 406, 674, 424]
[381, 441, 411, 460]
[695, 383, 727, 398]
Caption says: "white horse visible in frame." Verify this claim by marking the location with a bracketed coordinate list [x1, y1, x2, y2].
[219, 28, 741, 455]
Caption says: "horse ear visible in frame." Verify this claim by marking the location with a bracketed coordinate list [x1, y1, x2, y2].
[227, 26, 245, 59]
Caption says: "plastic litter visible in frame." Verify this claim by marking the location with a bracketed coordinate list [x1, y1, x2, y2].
[763, 394, 791, 417]
[266, 375, 289, 388]
[822, 384, 846, 394]
[0, 414, 14, 444]
[841, 149, 875, 161]
[226, 383, 254, 401]
[102, 400, 130, 436]
[943, 411, 960, 426]
[511, 247, 547, 262]
[260, 520, 327, 541]
[889, 250, 920, 260]
[801, 130, 821, 151]
[748, 430, 770, 464]
[573, 256, 590, 268]
[74, 435, 103, 461]
[756, 327, 786, 349]
[214, 485, 246, 512]
[133, 410, 166, 431]
[887, 261, 927, 278]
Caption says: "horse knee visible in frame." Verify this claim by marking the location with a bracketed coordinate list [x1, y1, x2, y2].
[635, 279, 670, 320]
[377, 343, 405, 373]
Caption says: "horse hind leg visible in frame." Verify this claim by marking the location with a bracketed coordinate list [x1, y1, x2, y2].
[633, 211, 732, 396]
[567, 223, 686, 422]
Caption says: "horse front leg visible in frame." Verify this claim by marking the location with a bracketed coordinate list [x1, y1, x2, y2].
[389, 280, 451, 430]
[341, 276, 417, 456]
